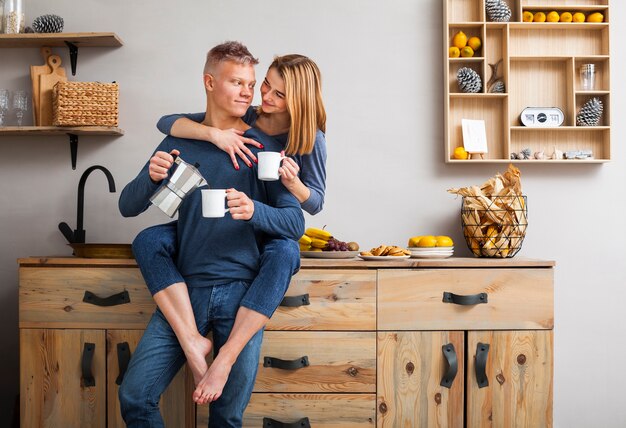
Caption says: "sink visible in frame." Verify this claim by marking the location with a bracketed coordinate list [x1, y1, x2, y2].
[69, 243, 134, 259]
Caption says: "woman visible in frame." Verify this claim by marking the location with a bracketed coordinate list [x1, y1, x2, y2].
[133, 54, 327, 405]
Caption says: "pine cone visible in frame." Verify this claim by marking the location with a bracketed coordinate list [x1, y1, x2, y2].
[457, 67, 482, 93]
[488, 80, 505, 93]
[576, 97, 603, 126]
[486, 0, 512, 22]
[32, 14, 64, 33]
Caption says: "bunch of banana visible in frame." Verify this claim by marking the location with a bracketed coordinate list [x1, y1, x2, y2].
[299, 227, 333, 252]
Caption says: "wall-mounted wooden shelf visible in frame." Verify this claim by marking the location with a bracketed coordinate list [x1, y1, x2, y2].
[444, 0, 611, 163]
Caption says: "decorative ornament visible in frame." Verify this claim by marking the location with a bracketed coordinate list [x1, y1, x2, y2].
[551, 147, 563, 160]
[485, 0, 512, 22]
[457, 67, 482, 93]
[487, 59, 505, 93]
[510, 152, 519, 160]
[518, 148, 531, 160]
[32, 14, 64, 33]
[534, 151, 545, 160]
[576, 97, 603, 126]
[24, 26, 35, 33]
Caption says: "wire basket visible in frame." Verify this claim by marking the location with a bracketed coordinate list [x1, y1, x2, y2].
[461, 195, 527, 258]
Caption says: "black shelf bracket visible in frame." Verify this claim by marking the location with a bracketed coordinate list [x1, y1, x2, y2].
[64, 41, 79, 75]
[69, 133, 78, 170]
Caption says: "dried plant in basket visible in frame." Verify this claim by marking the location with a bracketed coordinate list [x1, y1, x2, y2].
[448, 164, 527, 258]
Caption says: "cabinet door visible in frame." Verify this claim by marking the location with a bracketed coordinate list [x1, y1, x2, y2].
[107, 330, 194, 428]
[20, 329, 106, 427]
[467, 330, 553, 427]
[377, 331, 464, 428]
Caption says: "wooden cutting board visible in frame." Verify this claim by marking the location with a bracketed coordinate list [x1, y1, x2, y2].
[38, 55, 67, 126]
[30, 47, 56, 125]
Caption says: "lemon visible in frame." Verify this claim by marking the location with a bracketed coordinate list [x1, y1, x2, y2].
[546, 11, 559, 22]
[449, 46, 460, 58]
[436, 236, 454, 247]
[453, 146, 469, 160]
[560, 12, 572, 22]
[533, 12, 546, 22]
[460, 46, 474, 57]
[587, 12, 603, 23]
[408, 236, 424, 247]
[417, 236, 437, 247]
[522, 11, 534, 22]
[467, 36, 481, 51]
[572, 12, 585, 23]
[452, 31, 468, 49]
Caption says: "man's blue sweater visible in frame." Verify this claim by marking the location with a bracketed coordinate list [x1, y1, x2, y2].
[119, 127, 304, 287]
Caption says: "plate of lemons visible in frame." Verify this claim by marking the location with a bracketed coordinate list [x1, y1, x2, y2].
[407, 235, 454, 258]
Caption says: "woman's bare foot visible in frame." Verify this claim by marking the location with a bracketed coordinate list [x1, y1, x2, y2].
[182, 335, 213, 385]
[192, 353, 235, 404]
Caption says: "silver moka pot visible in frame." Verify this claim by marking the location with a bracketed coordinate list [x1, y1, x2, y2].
[150, 155, 208, 217]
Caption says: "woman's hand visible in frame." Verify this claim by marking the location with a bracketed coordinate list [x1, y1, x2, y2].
[279, 155, 301, 188]
[149, 149, 180, 182]
[226, 188, 255, 221]
[212, 128, 263, 170]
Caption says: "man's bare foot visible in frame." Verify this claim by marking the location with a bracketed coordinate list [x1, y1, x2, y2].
[192, 354, 234, 404]
[182, 335, 213, 385]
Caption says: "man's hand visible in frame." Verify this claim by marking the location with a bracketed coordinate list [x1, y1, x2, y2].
[149, 149, 180, 182]
[226, 188, 254, 221]
[213, 128, 263, 170]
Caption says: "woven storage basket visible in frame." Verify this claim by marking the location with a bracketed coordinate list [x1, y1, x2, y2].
[53, 81, 119, 126]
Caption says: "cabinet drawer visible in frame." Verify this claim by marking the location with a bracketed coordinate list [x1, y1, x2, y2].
[19, 267, 154, 329]
[378, 268, 553, 330]
[197, 393, 376, 427]
[255, 331, 376, 393]
[267, 269, 376, 330]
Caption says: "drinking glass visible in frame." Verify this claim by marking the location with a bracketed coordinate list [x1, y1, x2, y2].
[12, 89, 28, 126]
[0, 89, 9, 126]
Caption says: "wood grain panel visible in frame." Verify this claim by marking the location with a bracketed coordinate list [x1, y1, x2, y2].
[20, 329, 106, 427]
[377, 331, 464, 428]
[106, 330, 194, 428]
[467, 330, 553, 427]
[378, 268, 553, 330]
[267, 269, 376, 330]
[197, 393, 376, 427]
[254, 331, 376, 393]
[19, 267, 155, 329]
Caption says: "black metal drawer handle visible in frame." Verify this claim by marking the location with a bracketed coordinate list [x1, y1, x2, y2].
[442, 291, 487, 305]
[279, 294, 310, 307]
[83, 290, 130, 307]
[115, 342, 131, 385]
[263, 356, 309, 370]
[263, 417, 311, 428]
[440, 343, 458, 388]
[475, 342, 490, 388]
[81, 342, 96, 387]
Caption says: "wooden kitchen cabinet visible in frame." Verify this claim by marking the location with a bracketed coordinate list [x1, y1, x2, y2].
[19, 257, 553, 427]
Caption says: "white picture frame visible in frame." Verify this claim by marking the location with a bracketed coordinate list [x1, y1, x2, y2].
[461, 118, 488, 154]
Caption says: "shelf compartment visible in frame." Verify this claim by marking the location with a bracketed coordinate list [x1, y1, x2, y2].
[521, 0, 608, 6]
[449, 61, 485, 94]
[574, 57, 609, 91]
[509, 26, 608, 56]
[575, 93, 609, 126]
[510, 127, 609, 161]
[448, 97, 507, 161]
[509, 58, 572, 126]
[485, 26, 508, 93]
[446, 0, 484, 22]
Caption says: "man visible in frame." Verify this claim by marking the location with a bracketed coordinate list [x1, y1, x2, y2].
[118, 41, 304, 427]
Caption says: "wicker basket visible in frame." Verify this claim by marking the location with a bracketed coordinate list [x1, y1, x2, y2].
[53, 81, 119, 126]
[461, 195, 528, 258]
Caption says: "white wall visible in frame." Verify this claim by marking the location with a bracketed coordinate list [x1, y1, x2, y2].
[1, 0, 624, 425]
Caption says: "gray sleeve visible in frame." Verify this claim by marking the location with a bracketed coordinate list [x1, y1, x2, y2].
[299, 130, 327, 215]
[156, 112, 206, 135]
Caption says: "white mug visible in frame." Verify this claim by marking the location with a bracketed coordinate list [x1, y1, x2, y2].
[202, 189, 230, 218]
[257, 151, 286, 181]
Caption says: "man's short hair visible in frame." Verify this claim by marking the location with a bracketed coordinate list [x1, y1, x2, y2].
[203, 41, 259, 75]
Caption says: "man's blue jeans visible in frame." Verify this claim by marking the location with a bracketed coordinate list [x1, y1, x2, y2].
[118, 282, 263, 427]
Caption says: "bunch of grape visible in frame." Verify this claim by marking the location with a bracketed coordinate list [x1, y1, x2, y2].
[325, 238, 349, 251]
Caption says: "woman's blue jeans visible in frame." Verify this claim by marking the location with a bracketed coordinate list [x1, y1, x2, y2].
[131, 221, 300, 318]
[118, 282, 263, 427]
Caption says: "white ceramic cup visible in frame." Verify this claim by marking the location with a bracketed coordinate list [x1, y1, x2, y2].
[257, 151, 286, 181]
[202, 189, 230, 218]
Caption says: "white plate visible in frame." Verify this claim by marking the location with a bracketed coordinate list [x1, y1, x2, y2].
[300, 251, 359, 259]
[358, 255, 411, 261]
[408, 246, 454, 252]
[411, 253, 453, 259]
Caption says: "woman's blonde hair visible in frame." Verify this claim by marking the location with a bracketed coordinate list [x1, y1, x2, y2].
[260, 54, 326, 156]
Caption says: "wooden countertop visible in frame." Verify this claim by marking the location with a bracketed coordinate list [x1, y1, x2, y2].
[18, 256, 555, 268]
